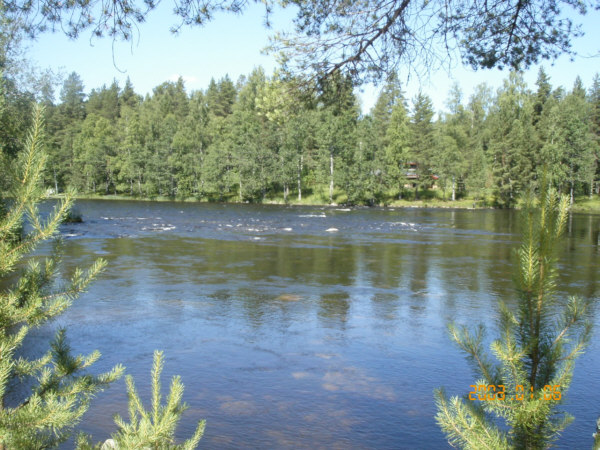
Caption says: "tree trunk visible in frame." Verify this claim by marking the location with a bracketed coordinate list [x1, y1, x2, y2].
[451, 177, 456, 202]
[570, 179, 574, 206]
[284, 183, 289, 203]
[329, 151, 334, 204]
[297, 155, 303, 201]
[53, 169, 59, 194]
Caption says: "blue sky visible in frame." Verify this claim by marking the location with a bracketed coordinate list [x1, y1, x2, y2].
[26, 2, 600, 114]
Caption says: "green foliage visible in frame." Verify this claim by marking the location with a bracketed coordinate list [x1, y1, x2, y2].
[0, 105, 124, 447]
[435, 186, 593, 448]
[62, 208, 83, 223]
[77, 351, 205, 450]
[384, 99, 411, 195]
[433, 85, 470, 200]
[267, 0, 590, 83]
[26, 67, 600, 209]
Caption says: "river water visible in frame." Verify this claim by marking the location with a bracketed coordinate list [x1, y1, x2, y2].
[34, 200, 599, 448]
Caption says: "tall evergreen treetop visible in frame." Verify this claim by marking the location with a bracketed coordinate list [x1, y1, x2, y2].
[410, 91, 435, 179]
[371, 74, 405, 150]
[152, 78, 189, 119]
[533, 67, 552, 122]
[86, 81, 120, 121]
[206, 75, 236, 118]
[572, 76, 586, 99]
[120, 77, 141, 110]
[59, 72, 86, 121]
[371, 74, 404, 127]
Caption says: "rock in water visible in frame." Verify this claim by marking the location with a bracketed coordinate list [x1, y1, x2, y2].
[277, 294, 302, 302]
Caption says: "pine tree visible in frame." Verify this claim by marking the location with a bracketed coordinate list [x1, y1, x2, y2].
[532, 67, 552, 124]
[464, 83, 493, 199]
[409, 92, 435, 199]
[487, 72, 537, 207]
[371, 75, 405, 201]
[77, 351, 205, 449]
[542, 84, 598, 204]
[434, 85, 469, 201]
[0, 105, 124, 448]
[384, 99, 412, 197]
[435, 185, 593, 449]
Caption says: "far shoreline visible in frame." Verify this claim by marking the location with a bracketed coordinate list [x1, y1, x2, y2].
[47, 193, 600, 214]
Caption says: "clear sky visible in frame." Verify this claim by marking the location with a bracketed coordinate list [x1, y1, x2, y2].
[26, 1, 600, 114]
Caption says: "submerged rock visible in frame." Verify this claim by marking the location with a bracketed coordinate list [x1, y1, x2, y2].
[277, 294, 302, 302]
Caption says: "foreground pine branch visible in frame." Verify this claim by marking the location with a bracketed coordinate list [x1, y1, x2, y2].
[435, 185, 593, 449]
[77, 350, 205, 450]
[0, 104, 125, 448]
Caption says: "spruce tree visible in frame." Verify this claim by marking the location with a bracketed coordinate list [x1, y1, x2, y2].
[409, 92, 435, 199]
[435, 185, 593, 449]
[384, 99, 412, 197]
[487, 72, 537, 207]
[0, 105, 124, 448]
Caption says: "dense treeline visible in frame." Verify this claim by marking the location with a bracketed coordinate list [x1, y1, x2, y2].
[7, 67, 600, 207]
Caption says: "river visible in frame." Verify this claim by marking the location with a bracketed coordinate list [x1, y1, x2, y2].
[35, 200, 599, 448]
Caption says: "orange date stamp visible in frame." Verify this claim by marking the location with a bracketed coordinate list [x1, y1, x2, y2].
[468, 384, 561, 401]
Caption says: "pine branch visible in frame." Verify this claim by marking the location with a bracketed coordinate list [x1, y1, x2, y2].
[435, 389, 508, 450]
[107, 350, 205, 449]
[0, 104, 123, 448]
[436, 185, 592, 449]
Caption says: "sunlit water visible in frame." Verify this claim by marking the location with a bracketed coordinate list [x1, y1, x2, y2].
[29, 201, 600, 448]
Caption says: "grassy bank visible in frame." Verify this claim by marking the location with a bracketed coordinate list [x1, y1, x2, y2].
[48, 193, 495, 210]
[48, 190, 600, 212]
[570, 196, 600, 213]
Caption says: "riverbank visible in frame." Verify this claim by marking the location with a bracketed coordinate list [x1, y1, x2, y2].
[49, 192, 600, 213]
[49, 193, 492, 210]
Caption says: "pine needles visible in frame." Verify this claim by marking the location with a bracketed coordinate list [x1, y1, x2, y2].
[112, 350, 205, 449]
[77, 351, 205, 450]
[0, 105, 125, 448]
[435, 186, 593, 449]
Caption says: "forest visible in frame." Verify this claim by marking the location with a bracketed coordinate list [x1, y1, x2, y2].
[10, 67, 594, 209]
[2, 64, 599, 208]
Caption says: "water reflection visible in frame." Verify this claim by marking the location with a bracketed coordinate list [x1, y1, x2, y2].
[30, 200, 599, 448]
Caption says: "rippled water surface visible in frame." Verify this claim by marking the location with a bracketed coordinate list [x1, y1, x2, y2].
[35, 200, 599, 448]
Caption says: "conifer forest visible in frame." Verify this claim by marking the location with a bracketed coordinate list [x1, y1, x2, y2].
[10, 67, 600, 208]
